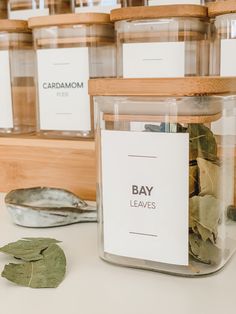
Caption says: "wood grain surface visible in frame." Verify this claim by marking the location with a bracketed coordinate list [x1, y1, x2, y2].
[0, 137, 96, 201]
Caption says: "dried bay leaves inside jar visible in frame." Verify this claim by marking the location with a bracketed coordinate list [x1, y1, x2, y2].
[144, 122, 222, 265]
[189, 195, 221, 244]
[188, 124, 217, 162]
[189, 234, 221, 265]
[0, 238, 66, 288]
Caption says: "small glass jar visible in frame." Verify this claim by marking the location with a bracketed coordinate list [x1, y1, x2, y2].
[209, 1, 236, 76]
[8, 0, 72, 20]
[90, 77, 236, 276]
[29, 13, 115, 138]
[111, 6, 210, 78]
[0, 20, 36, 134]
[0, 0, 7, 18]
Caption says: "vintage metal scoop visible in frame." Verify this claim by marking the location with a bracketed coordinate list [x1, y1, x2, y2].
[5, 187, 97, 228]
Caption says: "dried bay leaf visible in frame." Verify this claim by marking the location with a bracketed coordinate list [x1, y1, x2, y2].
[1, 244, 66, 288]
[197, 158, 221, 198]
[189, 234, 221, 265]
[189, 195, 221, 243]
[188, 124, 217, 161]
[189, 163, 198, 196]
[0, 238, 61, 262]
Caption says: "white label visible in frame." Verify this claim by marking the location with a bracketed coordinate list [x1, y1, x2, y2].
[102, 130, 189, 266]
[0, 51, 13, 128]
[37, 47, 91, 131]
[123, 42, 185, 78]
[148, 0, 201, 5]
[75, 3, 121, 13]
[9, 8, 49, 20]
[221, 39, 236, 76]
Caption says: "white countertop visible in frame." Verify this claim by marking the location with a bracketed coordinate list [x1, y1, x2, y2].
[0, 193, 235, 314]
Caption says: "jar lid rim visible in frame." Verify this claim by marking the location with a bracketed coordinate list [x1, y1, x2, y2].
[208, 1, 236, 17]
[28, 13, 111, 28]
[89, 77, 236, 96]
[0, 19, 29, 32]
[110, 5, 208, 22]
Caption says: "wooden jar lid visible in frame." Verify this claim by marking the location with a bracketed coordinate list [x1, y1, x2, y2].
[28, 13, 111, 28]
[208, 1, 236, 17]
[110, 5, 208, 22]
[0, 19, 29, 32]
[89, 77, 236, 96]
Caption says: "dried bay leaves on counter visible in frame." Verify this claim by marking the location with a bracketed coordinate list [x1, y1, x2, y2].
[0, 238, 61, 262]
[189, 195, 221, 243]
[188, 124, 217, 161]
[197, 158, 221, 198]
[2, 244, 66, 288]
[189, 234, 221, 265]
[0, 238, 66, 288]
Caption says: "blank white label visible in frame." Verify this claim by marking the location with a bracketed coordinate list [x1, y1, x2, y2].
[0, 51, 13, 128]
[37, 47, 91, 131]
[123, 42, 185, 78]
[9, 8, 49, 20]
[149, 0, 201, 5]
[102, 130, 189, 266]
[75, 3, 121, 13]
[221, 39, 236, 76]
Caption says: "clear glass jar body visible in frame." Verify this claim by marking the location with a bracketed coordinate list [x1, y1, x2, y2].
[33, 23, 115, 138]
[8, 0, 72, 20]
[0, 31, 36, 134]
[116, 18, 210, 78]
[95, 94, 236, 276]
[210, 13, 236, 76]
[0, 1, 7, 18]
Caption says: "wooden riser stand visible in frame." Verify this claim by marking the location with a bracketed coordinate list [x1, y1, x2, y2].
[0, 136, 96, 201]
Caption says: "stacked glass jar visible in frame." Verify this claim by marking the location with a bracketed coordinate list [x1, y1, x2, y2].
[88, 3, 236, 276]
[0, 20, 36, 134]
[28, 13, 115, 138]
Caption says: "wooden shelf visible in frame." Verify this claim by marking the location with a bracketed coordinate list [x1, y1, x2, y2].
[0, 136, 96, 201]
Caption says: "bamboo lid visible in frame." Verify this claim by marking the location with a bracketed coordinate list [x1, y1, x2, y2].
[28, 13, 111, 28]
[0, 19, 29, 32]
[208, 1, 236, 17]
[110, 5, 208, 22]
[89, 77, 236, 96]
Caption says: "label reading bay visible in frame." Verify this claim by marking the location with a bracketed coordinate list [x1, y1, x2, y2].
[37, 47, 91, 131]
[221, 39, 236, 76]
[123, 42, 185, 78]
[0, 51, 13, 128]
[101, 130, 189, 266]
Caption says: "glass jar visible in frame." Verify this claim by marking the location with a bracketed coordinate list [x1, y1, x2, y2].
[29, 13, 115, 138]
[111, 6, 210, 78]
[0, 0, 7, 18]
[0, 20, 36, 134]
[209, 1, 236, 76]
[8, 0, 72, 20]
[90, 77, 236, 276]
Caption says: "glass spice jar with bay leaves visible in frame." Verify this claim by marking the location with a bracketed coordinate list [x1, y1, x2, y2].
[8, 0, 72, 20]
[89, 77, 236, 276]
[28, 13, 115, 138]
[0, 20, 36, 134]
[111, 5, 210, 78]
